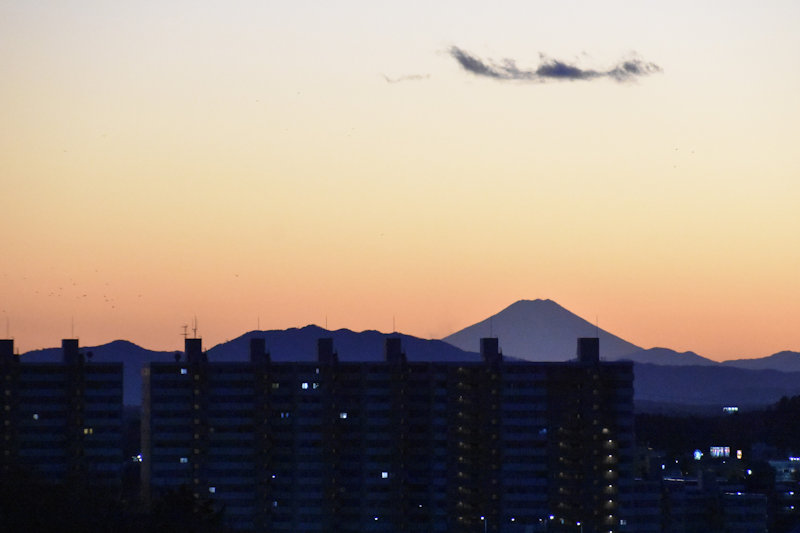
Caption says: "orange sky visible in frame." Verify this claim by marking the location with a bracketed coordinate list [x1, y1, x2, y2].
[2, 1, 798, 360]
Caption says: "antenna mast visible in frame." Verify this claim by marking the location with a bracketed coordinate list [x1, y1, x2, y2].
[182, 324, 188, 339]
[192, 316, 198, 338]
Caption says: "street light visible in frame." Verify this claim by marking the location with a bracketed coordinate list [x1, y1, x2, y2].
[481, 515, 486, 533]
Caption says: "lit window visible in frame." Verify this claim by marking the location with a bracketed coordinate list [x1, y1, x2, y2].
[209, 487, 216, 494]
[339, 412, 348, 419]
[312, 382, 319, 389]
[381, 472, 389, 479]
[301, 382, 309, 390]
[32, 414, 39, 420]
[180, 457, 188, 463]
[180, 368, 187, 375]
[83, 427, 93, 435]
[271, 382, 279, 389]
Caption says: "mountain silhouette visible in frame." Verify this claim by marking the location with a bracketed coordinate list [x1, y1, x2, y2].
[207, 325, 479, 363]
[722, 351, 800, 372]
[443, 299, 641, 361]
[620, 347, 717, 366]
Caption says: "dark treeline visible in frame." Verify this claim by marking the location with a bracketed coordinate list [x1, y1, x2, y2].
[0, 470, 229, 533]
[636, 395, 800, 457]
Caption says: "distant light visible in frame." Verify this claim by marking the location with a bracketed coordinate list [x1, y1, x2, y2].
[180, 457, 188, 464]
[480, 516, 485, 520]
[694, 450, 703, 460]
[209, 487, 216, 493]
[374, 516, 379, 521]
[180, 368, 187, 375]
[271, 474, 276, 479]
[301, 382, 309, 390]
[32, 414, 39, 420]
[511, 517, 515, 522]
[381, 472, 389, 479]
[747, 469, 752, 475]
[339, 412, 348, 419]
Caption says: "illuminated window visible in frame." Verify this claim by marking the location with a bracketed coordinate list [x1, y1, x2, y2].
[339, 412, 348, 419]
[32, 414, 39, 420]
[312, 382, 319, 389]
[209, 487, 216, 494]
[180, 368, 187, 375]
[83, 428, 93, 435]
[381, 472, 389, 479]
[301, 382, 309, 390]
[180, 457, 188, 463]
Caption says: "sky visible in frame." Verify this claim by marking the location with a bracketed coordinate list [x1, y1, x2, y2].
[1, 1, 798, 361]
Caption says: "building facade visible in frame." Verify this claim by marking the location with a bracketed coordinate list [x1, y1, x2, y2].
[142, 336, 634, 533]
[0, 338, 124, 488]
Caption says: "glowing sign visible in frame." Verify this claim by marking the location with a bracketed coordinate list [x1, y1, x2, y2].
[710, 446, 730, 458]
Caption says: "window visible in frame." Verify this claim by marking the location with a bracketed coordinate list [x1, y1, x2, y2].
[180, 457, 188, 464]
[301, 382, 309, 390]
[339, 412, 348, 419]
[180, 368, 187, 375]
[209, 487, 216, 494]
[381, 472, 389, 479]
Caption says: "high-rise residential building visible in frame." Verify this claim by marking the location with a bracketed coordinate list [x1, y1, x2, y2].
[0, 338, 124, 487]
[142, 336, 634, 533]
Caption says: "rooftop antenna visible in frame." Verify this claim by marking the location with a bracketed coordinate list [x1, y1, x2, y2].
[182, 324, 188, 339]
[192, 316, 198, 338]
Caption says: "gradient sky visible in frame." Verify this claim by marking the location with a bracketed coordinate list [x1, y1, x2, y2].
[2, 1, 798, 360]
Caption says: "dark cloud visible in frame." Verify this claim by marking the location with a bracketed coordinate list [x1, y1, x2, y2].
[383, 73, 431, 84]
[449, 46, 661, 83]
